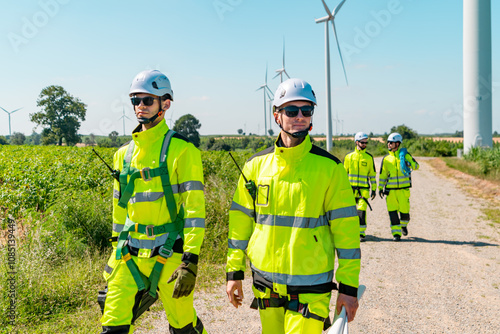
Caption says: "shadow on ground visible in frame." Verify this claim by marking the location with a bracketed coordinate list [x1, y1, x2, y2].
[363, 235, 498, 247]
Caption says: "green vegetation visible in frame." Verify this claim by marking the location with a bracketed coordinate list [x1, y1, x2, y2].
[0, 145, 250, 332]
[30, 85, 87, 146]
[442, 144, 500, 183]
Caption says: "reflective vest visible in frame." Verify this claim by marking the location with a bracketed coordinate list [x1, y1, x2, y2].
[226, 135, 360, 297]
[379, 148, 419, 190]
[343, 148, 376, 190]
[111, 119, 205, 263]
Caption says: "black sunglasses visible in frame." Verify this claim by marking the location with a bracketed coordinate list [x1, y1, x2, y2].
[359, 141, 368, 145]
[278, 105, 315, 117]
[130, 96, 157, 106]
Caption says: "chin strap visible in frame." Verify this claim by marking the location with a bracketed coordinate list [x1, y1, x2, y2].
[280, 123, 312, 139]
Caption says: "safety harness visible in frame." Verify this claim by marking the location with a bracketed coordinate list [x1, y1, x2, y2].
[250, 293, 327, 322]
[115, 129, 184, 300]
[352, 187, 372, 211]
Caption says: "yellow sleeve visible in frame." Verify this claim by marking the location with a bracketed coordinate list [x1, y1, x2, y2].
[326, 163, 360, 296]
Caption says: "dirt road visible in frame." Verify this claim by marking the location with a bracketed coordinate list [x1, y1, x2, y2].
[137, 158, 500, 334]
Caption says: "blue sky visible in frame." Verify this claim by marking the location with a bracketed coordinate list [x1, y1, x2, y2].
[0, 0, 498, 137]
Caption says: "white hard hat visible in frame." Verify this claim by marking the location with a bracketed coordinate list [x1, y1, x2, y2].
[355, 132, 368, 142]
[129, 70, 173, 100]
[273, 78, 316, 108]
[388, 132, 403, 143]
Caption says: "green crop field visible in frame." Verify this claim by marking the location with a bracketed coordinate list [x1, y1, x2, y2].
[0, 145, 249, 333]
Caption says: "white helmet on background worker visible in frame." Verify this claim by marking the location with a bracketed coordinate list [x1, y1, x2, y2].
[354, 132, 368, 142]
[387, 132, 403, 143]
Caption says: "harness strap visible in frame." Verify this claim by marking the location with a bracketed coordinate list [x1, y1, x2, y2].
[121, 245, 149, 291]
[251, 293, 326, 322]
[353, 187, 372, 211]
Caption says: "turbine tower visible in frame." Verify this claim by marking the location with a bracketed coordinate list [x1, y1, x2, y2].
[463, 0, 492, 153]
[257, 64, 275, 136]
[0, 106, 23, 137]
[118, 107, 133, 136]
[315, 0, 349, 152]
[274, 38, 291, 83]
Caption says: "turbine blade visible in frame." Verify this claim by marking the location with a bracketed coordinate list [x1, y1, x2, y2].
[265, 85, 274, 97]
[282, 37, 286, 67]
[332, 20, 349, 85]
[321, 0, 333, 18]
[125, 115, 133, 120]
[11, 108, 22, 114]
[332, 0, 347, 16]
[0, 106, 7, 113]
[283, 70, 291, 79]
[265, 63, 268, 84]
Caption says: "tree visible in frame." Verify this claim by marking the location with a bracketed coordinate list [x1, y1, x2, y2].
[28, 131, 41, 145]
[10, 132, 26, 145]
[389, 124, 418, 141]
[173, 114, 201, 147]
[30, 85, 87, 146]
[0, 136, 8, 145]
[268, 129, 274, 137]
[109, 131, 119, 146]
[237, 129, 243, 135]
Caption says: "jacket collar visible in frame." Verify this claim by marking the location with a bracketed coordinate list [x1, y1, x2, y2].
[274, 134, 312, 161]
[355, 147, 366, 153]
[131, 119, 169, 146]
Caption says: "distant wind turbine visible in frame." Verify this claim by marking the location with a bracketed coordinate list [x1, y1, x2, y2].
[0, 106, 23, 136]
[315, 0, 349, 151]
[256, 64, 275, 136]
[118, 107, 133, 136]
[274, 38, 291, 83]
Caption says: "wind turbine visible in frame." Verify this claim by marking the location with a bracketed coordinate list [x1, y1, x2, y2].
[0, 106, 23, 137]
[315, 0, 349, 152]
[118, 107, 133, 136]
[274, 38, 291, 83]
[257, 64, 275, 136]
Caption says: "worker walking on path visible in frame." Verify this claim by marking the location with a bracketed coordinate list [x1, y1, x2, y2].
[378, 132, 419, 242]
[343, 132, 377, 242]
[225, 78, 361, 334]
[100, 70, 207, 333]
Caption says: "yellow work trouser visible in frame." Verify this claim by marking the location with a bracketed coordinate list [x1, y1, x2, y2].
[252, 285, 330, 334]
[355, 188, 370, 236]
[385, 188, 411, 236]
[101, 252, 206, 334]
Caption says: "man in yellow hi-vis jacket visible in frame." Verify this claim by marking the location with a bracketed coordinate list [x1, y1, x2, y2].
[379, 132, 419, 242]
[100, 70, 207, 333]
[343, 132, 377, 242]
[226, 78, 361, 334]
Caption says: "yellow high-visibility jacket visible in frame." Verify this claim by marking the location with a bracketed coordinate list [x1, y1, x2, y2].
[226, 135, 360, 297]
[343, 148, 376, 190]
[110, 119, 205, 264]
[379, 148, 419, 191]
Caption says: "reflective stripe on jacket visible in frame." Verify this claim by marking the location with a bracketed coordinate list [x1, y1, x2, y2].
[112, 119, 205, 259]
[226, 135, 360, 296]
[379, 148, 419, 190]
[343, 148, 376, 190]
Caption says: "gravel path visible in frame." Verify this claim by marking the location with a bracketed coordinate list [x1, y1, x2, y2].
[136, 158, 500, 333]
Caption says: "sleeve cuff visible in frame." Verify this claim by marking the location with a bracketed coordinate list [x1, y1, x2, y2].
[182, 252, 199, 265]
[339, 282, 358, 298]
[226, 271, 244, 281]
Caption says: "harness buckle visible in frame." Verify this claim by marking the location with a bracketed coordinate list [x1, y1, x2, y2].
[145, 225, 156, 238]
[159, 245, 174, 258]
[140, 167, 153, 182]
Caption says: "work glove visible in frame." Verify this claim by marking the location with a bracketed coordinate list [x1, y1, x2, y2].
[167, 262, 197, 298]
[378, 189, 384, 199]
[371, 190, 376, 200]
